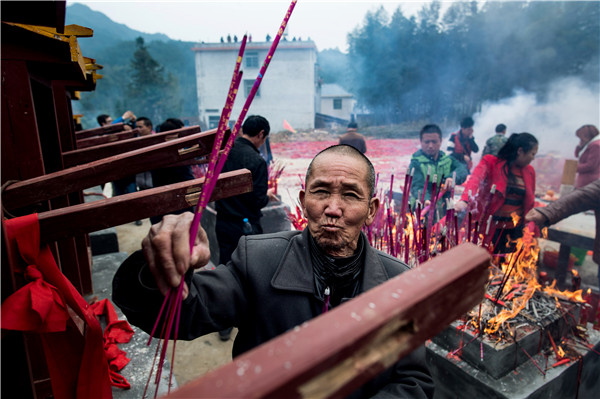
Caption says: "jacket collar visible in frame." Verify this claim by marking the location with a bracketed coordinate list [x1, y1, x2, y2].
[236, 136, 260, 153]
[270, 229, 389, 294]
[415, 149, 446, 163]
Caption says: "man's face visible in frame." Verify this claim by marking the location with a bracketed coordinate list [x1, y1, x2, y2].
[461, 126, 474, 138]
[420, 132, 442, 158]
[299, 152, 379, 257]
[136, 121, 152, 136]
[102, 116, 113, 126]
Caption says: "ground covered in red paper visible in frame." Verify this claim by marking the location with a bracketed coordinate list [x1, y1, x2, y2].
[271, 137, 564, 208]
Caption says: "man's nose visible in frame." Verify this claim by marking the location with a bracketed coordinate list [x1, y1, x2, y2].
[324, 195, 343, 217]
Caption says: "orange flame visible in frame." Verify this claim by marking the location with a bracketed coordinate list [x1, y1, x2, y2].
[543, 281, 585, 303]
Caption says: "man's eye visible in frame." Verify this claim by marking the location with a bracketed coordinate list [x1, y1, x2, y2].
[344, 192, 359, 199]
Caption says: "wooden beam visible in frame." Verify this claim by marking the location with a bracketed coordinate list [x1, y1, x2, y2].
[2, 128, 223, 211]
[37, 169, 252, 243]
[74, 123, 126, 140]
[75, 129, 137, 149]
[64, 125, 205, 167]
[164, 244, 490, 399]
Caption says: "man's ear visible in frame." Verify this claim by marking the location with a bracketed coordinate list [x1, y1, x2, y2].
[299, 190, 306, 211]
[365, 196, 380, 226]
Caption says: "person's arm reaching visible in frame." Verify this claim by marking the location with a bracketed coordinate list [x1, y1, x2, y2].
[526, 180, 600, 226]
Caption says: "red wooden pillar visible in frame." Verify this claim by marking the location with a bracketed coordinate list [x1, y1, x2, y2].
[1, 60, 45, 182]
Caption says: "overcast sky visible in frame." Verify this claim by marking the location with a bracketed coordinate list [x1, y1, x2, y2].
[69, 0, 447, 52]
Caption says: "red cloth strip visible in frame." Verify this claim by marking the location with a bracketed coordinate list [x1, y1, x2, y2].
[2, 214, 112, 399]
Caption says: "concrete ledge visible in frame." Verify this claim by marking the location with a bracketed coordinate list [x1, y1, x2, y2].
[426, 329, 600, 399]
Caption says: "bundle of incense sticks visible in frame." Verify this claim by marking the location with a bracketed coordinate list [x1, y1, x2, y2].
[145, 34, 246, 398]
[145, 1, 298, 396]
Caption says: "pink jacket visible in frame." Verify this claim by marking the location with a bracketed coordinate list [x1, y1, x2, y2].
[575, 138, 600, 188]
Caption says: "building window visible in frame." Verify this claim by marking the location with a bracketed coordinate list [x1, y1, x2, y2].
[244, 79, 260, 98]
[208, 116, 220, 129]
[333, 98, 342, 109]
[246, 52, 259, 68]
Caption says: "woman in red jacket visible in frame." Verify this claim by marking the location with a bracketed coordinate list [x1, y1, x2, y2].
[456, 133, 538, 253]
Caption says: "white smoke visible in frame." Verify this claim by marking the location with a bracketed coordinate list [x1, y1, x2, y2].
[473, 77, 600, 159]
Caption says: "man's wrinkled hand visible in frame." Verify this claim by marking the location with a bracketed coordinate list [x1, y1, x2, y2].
[142, 213, 210, 298]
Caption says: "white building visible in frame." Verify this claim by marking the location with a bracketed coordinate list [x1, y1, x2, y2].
[193, 39, 319, 131]
[319, 83, 355, 122]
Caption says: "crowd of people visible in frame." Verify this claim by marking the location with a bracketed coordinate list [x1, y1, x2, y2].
[100, 109, 598, 397]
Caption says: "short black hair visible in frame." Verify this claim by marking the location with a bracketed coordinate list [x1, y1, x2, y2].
[420, 124, 442, 140]
[97, 114, 110, 126]
[495, 124, 506, 133]
[137, 117, 153, 129]
[460, 117, 474, 128]
[306, 144, 376, 198]
[242, 115, 270, 137]
[347, 122, 358, 129]
[157, 118, 184, 132]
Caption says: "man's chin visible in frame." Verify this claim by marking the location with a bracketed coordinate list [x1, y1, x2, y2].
[314, 236, 343, 253]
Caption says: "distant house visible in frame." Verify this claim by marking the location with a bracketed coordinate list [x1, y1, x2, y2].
[319, 83, 355, 122]
[193, 40, 319, 130]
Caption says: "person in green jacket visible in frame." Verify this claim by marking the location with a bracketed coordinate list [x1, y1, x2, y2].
[408, 124, 468, 218]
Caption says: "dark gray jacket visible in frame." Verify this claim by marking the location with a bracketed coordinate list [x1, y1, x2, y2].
[113, 229, 434, 398]
[535, 180, 600, 264]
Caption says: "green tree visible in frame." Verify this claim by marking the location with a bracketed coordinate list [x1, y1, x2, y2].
[126, 37, 182, 124]
[345, 1, 598, 127]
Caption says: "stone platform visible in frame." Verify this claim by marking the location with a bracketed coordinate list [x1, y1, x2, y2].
[432, 301, 579, 379]
[426, 328, 600, 399]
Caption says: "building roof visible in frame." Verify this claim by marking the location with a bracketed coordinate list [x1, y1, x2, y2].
[192, 40, 317, 52]
[321, 84, 353, 98]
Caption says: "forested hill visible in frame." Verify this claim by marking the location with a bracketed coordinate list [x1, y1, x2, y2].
[66, 3, 170, 54]
[66, 3, 198, 129]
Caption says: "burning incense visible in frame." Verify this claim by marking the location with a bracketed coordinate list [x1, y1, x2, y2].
[420, 165, 431, 204]
[147, 2, 298, 394]
[188, 35, 247, 248]
[211, 0, 298, 209]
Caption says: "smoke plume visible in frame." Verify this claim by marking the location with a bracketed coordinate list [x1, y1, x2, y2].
[473, 77, 600, 159]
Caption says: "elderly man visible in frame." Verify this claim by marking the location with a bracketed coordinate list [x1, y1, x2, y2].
[113, 145, 434, 398]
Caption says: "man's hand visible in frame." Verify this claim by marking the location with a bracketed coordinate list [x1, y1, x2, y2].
[142, 213, 211, 298]
[444, 177, 454, 190]
[525, 208, 548, 227]
[267, 188, 279, 202]
[455, 200, 468, 213]
[463, 155, 471, 163]
[122, 110, 136, 121]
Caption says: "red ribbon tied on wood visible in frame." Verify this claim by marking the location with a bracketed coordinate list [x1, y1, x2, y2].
[91, 298, 135, 389]
[1, 265, 70, 332]
[1, 213, 112, 399]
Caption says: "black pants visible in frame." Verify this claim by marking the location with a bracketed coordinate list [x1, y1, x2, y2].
[492, 226, 523, 254]
[215, 218, 262, 264]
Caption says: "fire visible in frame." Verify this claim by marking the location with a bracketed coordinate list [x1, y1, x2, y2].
[482, 224, 584, 336]
[543, 280, 585, 303]
[510, 212, 520, 227]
